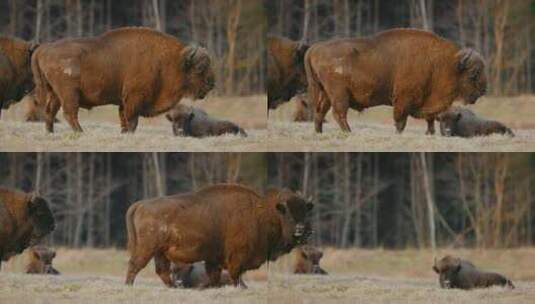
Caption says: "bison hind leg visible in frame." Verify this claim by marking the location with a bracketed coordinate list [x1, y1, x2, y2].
[154, 252, 175, 288]
[201, 262, 222, 289]
[125, 250, 154, 286]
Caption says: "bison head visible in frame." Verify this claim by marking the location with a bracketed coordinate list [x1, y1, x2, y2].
[456, 49, 487, 105]
[267, 38, 309, 109]
[275, 191, 314, 250]
[437, 110, 462, 136]
[27, 194, 55, 246]
[433, 255, 461, 288]
[32, 246, 57, 274]
[181, 45, 215, 100]
[300, 246, 325, 274]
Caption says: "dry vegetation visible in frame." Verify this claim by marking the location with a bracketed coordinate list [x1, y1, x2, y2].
[1, 248, 534, 304]
[0, 95, 267, 152]
[268, 96, 535, 152]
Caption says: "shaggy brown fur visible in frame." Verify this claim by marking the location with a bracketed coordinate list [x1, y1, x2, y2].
[293, 246, 327, 275]
[125, 184, 313, 288]
[170, 262, 235, 288]
[0, 187, 55, 270]
[0, 37, 37, 118]
[292, 94, 314, 122]
[267, 36, 309, 109]
[305, 28, 487, 134]
[32, 27, 215, 133]
[25, 245, 60, 275]
[165, 104, 247, 137]
[438, 106, 514, 137]
[433, 255, 514, 290]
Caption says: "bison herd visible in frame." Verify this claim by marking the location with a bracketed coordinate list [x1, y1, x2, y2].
[268, 28, 515, 138]
[0, 184, 515, 291]
[0, 27, 247, 138]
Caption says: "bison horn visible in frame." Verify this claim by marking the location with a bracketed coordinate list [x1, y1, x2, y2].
[182, 45, 200, 71]
[457, 48, 474, 71]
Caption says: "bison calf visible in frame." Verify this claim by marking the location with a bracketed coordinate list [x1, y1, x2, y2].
[293, 246, 327, 275]
[165, 104, 247, 137]
[171, 261, 236, 288]
[305, 28, 487, 134]
[438, 106, 514, 138]
[433, 255, 514, 290]
[125, 184, 313, 288]
[0, 187, 55, 270]
[25, 245, 60, 275]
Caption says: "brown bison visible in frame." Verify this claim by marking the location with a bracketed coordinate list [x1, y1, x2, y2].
[170, 261, 235, 288]
[305, 28, 487, 134]
[125, 184, 313, 288]
[433, 255, 514, 290]
[267, 35, 309, 109]
[292, 94, 314, 122]
[293, 245, 327, 275]
[0, 37, 38, 118]
[25, 245, 60, 275]
[165, 104, 247, 137]
[32, 27, 215, 133]
[0, 187, 55, 270]
[438, 106, 514, 138]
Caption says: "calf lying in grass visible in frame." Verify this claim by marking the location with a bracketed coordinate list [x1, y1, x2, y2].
[433, 255, 514, 290]
[166, 104, 247, 138]
[438, 107, 514, 138]
[25, 245, 60, 275]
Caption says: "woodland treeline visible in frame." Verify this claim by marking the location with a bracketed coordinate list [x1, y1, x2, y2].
[269, 153, 535, 249]
[265, 0, 535, 96]
[0, 0, 265, 95]
[0, 153, 266, 248]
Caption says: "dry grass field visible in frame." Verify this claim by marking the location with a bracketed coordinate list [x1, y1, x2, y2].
[0, 95, 267, 152]
[1, 248, 534, 304]
[268, 96, 535, 152]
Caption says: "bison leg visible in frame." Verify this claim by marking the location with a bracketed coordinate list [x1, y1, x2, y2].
[393, 107, 408, 134]
[331, 99, 351, 133]
[45, 94, 61, 133]
[57, 89, 83, 132]
[118, 105, 128, 133]
[313, 93, 331, 133]
[201, 262, 222, 289]
[125, 252, 153, 286]
[154, 252, 175, 288]
[426, 118, 435, 135]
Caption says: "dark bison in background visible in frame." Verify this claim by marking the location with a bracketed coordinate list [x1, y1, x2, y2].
[165, 104, 247, 137]
[125, 184, 313, 288]
[0, 37, 37, 118]
[438, 106, 514, 138]
[267, 35, 309, 110]
[25, 245, 60, 275]
[0, 187, 55, 269]
[32, 26, 215, 133]
[170, 261, 235, 288]
[433, 255, 514, 290]
[305, 28, 487, 134]
[293, 245, 328, 275]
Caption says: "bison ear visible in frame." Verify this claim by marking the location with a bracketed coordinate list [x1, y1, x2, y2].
[276, 203, 286, 215]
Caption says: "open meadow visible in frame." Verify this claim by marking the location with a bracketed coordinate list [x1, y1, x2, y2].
[1, 248, 534, 304]
[0, 95, 267, 152]
[268, 96, 535, 152]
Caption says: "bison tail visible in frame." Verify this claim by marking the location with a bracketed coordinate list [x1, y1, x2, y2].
[126, 203, 139, 254]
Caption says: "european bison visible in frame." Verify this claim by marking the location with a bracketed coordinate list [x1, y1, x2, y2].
[32, 27, 215, 133]
[438, 106, 514, 137]
[170, 261, 235, 288]
[0, 37, 37, 118]
[125, 184, 313, 288]
[305, 28, 487, 134]
[433, 255, 514, 290]
[25, 245, 60, 275]
[165, 104, 247, 137]
[0, 187, 55, 270]
[267, 36, 309, 109]
[293, 246, 327, 275]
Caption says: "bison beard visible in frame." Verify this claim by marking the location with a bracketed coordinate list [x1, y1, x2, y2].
[31, 27, 214, 133]
[305, 28, 487, 134]
[124, 184, 313, 288]
[267, 36, 309, 110]
[433, 255, 514, 290]
[0, 187, 55, 269]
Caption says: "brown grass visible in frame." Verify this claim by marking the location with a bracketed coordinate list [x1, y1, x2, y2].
[0, 95, 267, 152]
[1, 248, 534, 303]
